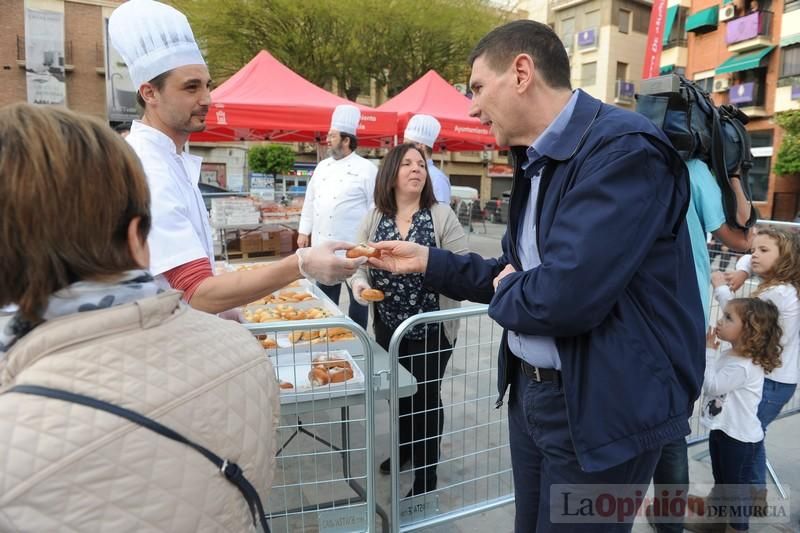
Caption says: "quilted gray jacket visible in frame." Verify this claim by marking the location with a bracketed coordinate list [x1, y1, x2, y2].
[0, 291, 279, 532]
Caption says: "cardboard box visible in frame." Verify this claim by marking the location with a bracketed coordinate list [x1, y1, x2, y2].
[241, 233, 263, 253]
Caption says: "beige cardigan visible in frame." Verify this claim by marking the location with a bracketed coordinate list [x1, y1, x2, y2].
[352, 203, 468, 343]
[0, 291, 280, 532]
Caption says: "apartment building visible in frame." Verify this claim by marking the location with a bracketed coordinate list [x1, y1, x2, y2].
[664, 0, 800, 218]
[0, 0, 129, 121]
[548, 0, 654, 108]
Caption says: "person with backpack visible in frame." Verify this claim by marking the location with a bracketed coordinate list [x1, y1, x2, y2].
[647, 158, 754, 532]
[636, 76, 758, 532]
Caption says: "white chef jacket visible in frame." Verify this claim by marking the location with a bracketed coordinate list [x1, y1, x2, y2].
[126, 121, 214, 279]
[427, 160, 451, 205]
[298, 152, 377, 245]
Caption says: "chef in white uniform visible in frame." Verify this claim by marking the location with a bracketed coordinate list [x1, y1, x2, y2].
[109, 0, 363, 314]
[298, 105, 377, 328]
[404, 114, 451, 205]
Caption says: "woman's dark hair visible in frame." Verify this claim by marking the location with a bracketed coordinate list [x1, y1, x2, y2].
[374, 143, 436, 216]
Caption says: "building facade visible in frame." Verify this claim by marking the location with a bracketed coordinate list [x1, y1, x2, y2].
[663, 0, 800, 219]
[547, 0, 654, 108]
[0, 0, 125, 119]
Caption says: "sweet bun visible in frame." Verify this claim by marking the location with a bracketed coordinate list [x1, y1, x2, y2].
[328, 366, 354, 383]
[346, 244, 379, 259]
[308, 367, 330, 386]
[360, 288, 385, 302]
[279, 380, 294, 389]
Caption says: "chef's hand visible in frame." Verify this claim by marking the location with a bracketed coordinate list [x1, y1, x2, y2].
[724, 270, 749, 292]
[493, 264, 517, 290]
[297, 233, 310, 248]
[368, 241, 429, 274]
[350, 279, 371, 306]
[295, 241, 366, 285]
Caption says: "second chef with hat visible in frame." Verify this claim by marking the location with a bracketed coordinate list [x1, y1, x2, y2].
[109, 0, 364, 315]
[403, 114, 451, 205]
[297, 105, 378, 329]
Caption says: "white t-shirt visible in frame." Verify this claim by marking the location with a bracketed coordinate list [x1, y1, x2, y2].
[298, 152, 377, 245]
[715, 280, 800, 384]
[701, 347, 765, 442]
[126, 122, 213, 279]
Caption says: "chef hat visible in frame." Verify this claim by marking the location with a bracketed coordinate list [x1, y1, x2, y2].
[108, 0, 206, 90]
[404, 114, 441, 149]
[330, 105, 361, 136]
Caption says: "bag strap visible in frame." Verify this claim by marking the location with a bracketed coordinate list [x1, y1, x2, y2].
[6, 384, 270, 533]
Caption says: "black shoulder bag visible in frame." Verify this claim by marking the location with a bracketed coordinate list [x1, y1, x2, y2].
[7, 384, 271, 533]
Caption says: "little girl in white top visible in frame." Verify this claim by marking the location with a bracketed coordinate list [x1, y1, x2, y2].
[702, 298, 783, 532]
[711, 227, 800, 493]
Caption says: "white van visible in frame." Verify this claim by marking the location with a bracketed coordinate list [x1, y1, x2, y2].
[449, 185, 479, 202]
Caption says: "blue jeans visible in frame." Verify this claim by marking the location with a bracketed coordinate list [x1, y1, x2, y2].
[317, 281, 368, 330]
[507, 360, 662, 532]
[708, 429, 759, 531]
[754, 378, 797, 486]
[650, 438, 689, 533]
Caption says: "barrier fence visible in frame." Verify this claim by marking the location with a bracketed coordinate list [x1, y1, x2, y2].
[245, 317, 380, 532]
[248, 220, 799, 531]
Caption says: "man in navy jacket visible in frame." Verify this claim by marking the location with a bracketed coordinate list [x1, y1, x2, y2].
[369, 20, 705, 532]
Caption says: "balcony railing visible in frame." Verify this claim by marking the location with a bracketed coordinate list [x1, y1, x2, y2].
[729, 80, 766, 107]
[614, 79, 636, 103]
[663, 37, 689, 50]
[726, 10, 772, 45]
[15, 36, 73, 66]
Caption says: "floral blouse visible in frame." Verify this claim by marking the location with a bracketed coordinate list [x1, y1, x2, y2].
[369, 209, 439, 340]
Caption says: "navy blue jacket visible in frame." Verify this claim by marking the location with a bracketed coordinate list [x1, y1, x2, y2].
[425, 90, 705, 472]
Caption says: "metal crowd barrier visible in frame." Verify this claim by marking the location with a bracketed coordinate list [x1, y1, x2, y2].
[245, 317, 381, 532]
[386, 305, 511, 532]
[241, 218, 799, 531]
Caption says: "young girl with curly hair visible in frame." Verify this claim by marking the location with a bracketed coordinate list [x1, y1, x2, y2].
[711, 227, 800, 496]
[700, 298, 783, 532]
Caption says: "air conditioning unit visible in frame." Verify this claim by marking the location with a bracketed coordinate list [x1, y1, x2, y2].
[713, 77, 730, 92]
[719, 4, 736, 21]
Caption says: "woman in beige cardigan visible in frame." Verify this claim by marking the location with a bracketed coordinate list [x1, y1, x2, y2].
[351, 143, 467, 497]
[0, 104, 279, 532]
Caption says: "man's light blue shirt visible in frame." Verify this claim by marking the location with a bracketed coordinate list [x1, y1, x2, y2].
[428, 160, 451, 205]
[507, 91, 579, 370]
[685, 159, 726, 324]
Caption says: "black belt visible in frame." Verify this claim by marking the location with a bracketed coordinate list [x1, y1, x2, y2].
[519, 359, 562, 384]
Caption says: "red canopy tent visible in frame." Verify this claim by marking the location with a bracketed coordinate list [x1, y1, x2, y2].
[377, 70, 496, 152]
[191, 50, 396, 147]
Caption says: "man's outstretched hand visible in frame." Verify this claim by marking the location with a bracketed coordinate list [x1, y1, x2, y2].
[367, 241, 429, 274]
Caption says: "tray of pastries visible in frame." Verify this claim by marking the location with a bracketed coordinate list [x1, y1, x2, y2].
[270, 350, 364, 401]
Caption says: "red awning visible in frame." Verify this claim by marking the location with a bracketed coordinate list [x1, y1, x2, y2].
[191, 51, 396, 147]
[377, 70, 496, 152]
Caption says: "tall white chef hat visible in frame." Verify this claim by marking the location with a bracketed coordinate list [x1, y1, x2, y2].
[404, 114, 441, 149]
[330, 104, 361, 136]
[108, 0, 206, 90]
